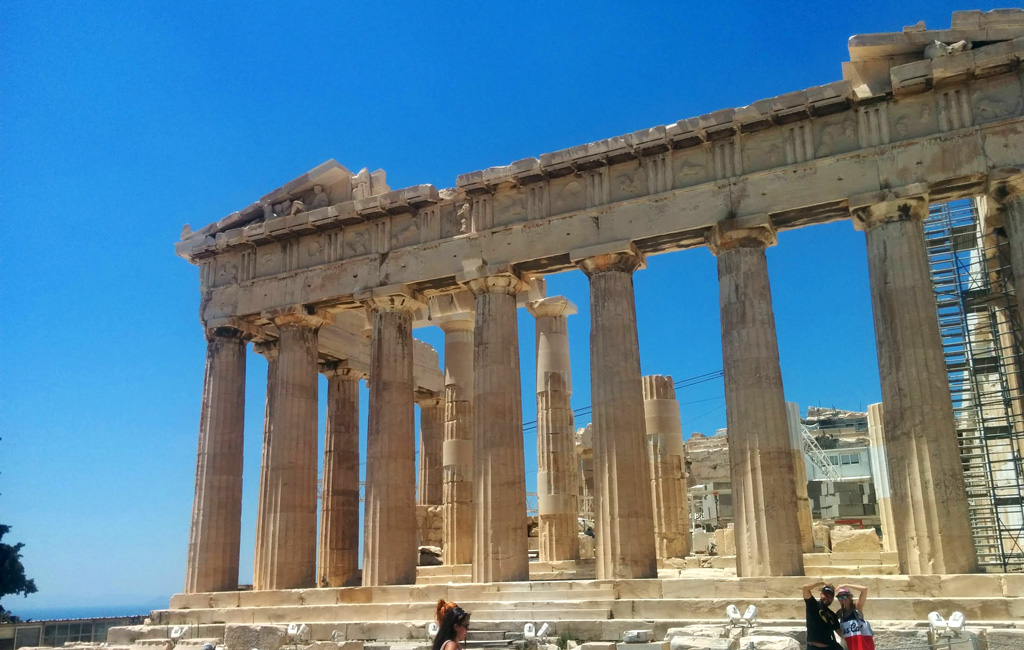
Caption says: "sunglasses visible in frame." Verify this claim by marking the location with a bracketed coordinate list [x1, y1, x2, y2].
[837, 594, 851, 600]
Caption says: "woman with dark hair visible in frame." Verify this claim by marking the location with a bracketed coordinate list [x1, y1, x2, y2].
[836, 584, 874, 650]
[432, 600, 471, 650]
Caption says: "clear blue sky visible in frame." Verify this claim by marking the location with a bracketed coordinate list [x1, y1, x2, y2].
[1, 0, 969, 619]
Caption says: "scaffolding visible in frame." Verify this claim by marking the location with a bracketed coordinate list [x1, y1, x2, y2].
[923, 197, 1024, 572]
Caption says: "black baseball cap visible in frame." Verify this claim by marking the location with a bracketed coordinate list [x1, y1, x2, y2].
[821, 585, 835, 595]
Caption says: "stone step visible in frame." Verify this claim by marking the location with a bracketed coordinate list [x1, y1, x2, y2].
[469, 609, 611, 622]
[154, 592, 1024, 626]
[169, 573, 1023, 614]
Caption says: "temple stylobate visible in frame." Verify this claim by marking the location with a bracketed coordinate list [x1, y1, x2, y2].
[179, 12, 1024, 594]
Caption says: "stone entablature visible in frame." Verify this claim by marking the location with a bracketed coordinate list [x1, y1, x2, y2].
[179, 13, 1024, 328]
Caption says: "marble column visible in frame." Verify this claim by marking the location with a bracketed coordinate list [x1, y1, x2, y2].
[362, 291, 421, 586]
[784, 402, 815, 554]
[440, 316, 475, 566]
[251, 340, 277, 590]
[642, 375, 691, 560]
[417, 391, 444, 507]
[252, 308, 329, 590]
[866, 402, 897, 554]
[577, 244, 657, 579]
[707, 218, 804, 577]
[851, 187, 977, 574]
[317, 362, 363, 588]
[992, 171, 1024, 328]
[185, 325, 249, 594]
[469, 273, 529, 583]
[990, 173, 1024, 463]
[527, 296, 580, 562]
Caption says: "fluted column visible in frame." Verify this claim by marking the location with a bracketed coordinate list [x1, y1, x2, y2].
[417, 391, 444, 506]
[470, 273, 529, 583]
[362, 290, 421, 586]
[252, 308, 329, 590]
[852, 186, 977, 574]
[642, 375, 690, 560]
[992, 171, 1024, 328]
[577, 244, 656, 579]
[707, 218, 803, 577]
[440, 316, 475, 566]
[784, 402, 815, 554]
[866, 402, 897, 554]
[317, 362, 363, 588]
[251, 340, 277, 590]
[185, 325, 249, 594]
[527, 296, 580, 562]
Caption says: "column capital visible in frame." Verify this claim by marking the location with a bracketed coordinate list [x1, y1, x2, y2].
[526, 296, 578, 319]
[706, 215, 776, 255]
[437, 314, 475, 333]
[203, 317, 259, 342]
[573, 241, 645, 276]
[262, 305, 334, 330]
[849, 183, 929, 232]
[253, 339, 279, 359]
[989, 167, 1024, 203]
[319, 360, 366, 380]
[356, 284, 427, 313]
[465, 272, 527, 296]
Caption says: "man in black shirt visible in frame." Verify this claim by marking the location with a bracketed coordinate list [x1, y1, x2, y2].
[801, 580, 842, 650]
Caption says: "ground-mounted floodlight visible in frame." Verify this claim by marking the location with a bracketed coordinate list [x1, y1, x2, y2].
[536, 623, 551, 638]
[170, 626, 190, 641]
[524, 623, 537, 639]
[287, 623, 310, 643]
[726, 604, 742, 625]
[928, 611, 975, 648]
[726, 604, 757, 628]
[428, 622, 440, 639]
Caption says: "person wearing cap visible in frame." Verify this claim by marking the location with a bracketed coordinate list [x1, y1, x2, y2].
[836, 584, 874, 650]
[801, 580, 842, 650]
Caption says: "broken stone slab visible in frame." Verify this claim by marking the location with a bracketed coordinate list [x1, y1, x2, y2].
[615, 643, 667, 650]
[735, 637, 800, 650]
[830, 525, 880, 553]
[622, 630, 654, 643]
[668, 638, 735, 650]
[664, 626, 727, 640]
[129, 641, 174, 650]
[223, 625, 287, 650]
[304, 642, 364, 650]
[578, 644, 615, 650]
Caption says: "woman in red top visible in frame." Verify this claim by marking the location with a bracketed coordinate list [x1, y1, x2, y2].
[836, 584, 874, 650]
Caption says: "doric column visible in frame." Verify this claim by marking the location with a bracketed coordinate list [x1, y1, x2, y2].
[707, 218, 804, 577]
[527, 296, 580, 562]
[185, 325, 249, 594]
[866, 402, 897, 554]
[469, 273, 529, 583]
[252, 307, 329, 590]
[440, 316, 475, 566]
[991, 170, 1024, 326]
[361, 289, 422, 586]
[251, 340, 277, 590]
[417, 391, 444, 506]
[576, 243, 657, 579]
[317, 361, 363, 588]
[851, 186, 977, 574]
[642, 375, 690, 560]
[784, 402, 815, 554]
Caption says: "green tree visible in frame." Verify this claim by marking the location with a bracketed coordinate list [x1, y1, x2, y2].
[0, 525, 37, 622]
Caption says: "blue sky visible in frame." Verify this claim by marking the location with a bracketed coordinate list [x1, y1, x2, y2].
[1, 0, 969, 618]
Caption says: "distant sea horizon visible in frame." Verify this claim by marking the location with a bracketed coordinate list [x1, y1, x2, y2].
[8, 597, 169, 622]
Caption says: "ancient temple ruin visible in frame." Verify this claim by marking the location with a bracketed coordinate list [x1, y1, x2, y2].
[157, 10, 1024, 646]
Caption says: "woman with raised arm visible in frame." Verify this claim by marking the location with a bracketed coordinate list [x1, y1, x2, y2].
[432, 600, 471, 650]
[836, 584, 874, 650]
